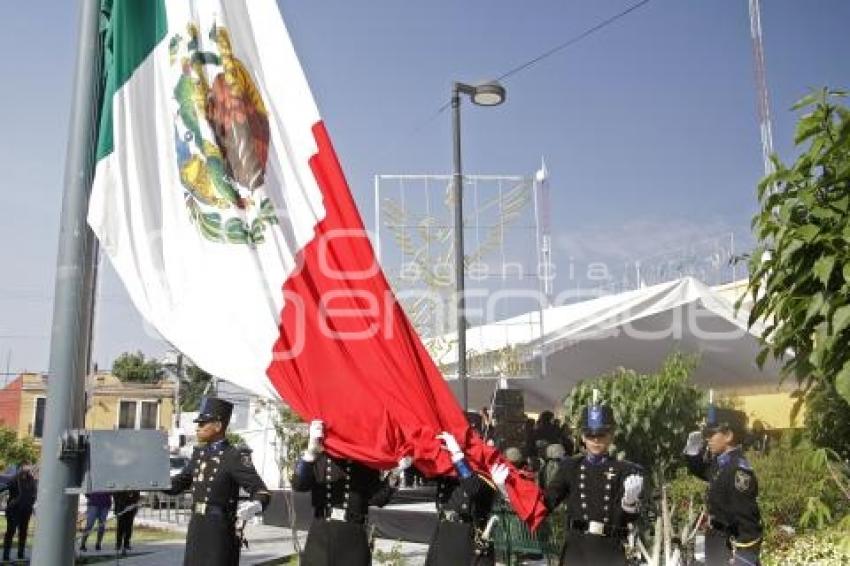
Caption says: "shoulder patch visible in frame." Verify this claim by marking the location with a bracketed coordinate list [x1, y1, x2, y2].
[734, 469, 752, 492]
[241, 453, 255, 468]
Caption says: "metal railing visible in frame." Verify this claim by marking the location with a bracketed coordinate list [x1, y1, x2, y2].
[136, 492, 193, 525]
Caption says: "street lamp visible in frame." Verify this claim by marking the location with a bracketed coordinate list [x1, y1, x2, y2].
[452, 81, 506, 413]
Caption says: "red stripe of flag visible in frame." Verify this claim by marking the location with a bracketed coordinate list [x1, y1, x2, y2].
[266, 121, 546, 529]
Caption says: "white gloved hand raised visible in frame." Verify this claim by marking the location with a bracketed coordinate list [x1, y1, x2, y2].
[684, 430, 704, 456]
[236, 500, 263, 521]
[490, 462, 510, 497]
[436, 432, 464, 462]
[303, 420, 324, 461]
[621, 474, 643, 512]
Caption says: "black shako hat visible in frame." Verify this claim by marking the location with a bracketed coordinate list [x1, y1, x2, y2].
[580, 404, 616, 435]
[194, 397, 233, 427]
[702, 405, 747, 440]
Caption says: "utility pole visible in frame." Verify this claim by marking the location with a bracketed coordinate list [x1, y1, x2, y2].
[749, 0, 775, 178]
[175, 352, 184, 428]
[31, 1, 103, 564]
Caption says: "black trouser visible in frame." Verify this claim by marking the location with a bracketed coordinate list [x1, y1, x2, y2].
[116, 508, 138, 550]
[559, 530, 626, 566]
[425, 520, 494, 566]
[184, 513, 240, 566]
[3, 510, 32, 560]
[302, 519, 371, 566]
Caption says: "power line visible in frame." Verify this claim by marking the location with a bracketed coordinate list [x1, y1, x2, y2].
[495, 0, 652, 83]
[408, 0, 654, 141]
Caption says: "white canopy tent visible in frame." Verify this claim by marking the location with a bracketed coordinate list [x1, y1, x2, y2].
[439, 277, 784, 412]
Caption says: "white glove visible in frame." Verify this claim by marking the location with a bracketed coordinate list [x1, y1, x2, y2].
[621, 474, 643, 512]
[303, 420, 324, 461]
[388, 456, 414, 486]
[436, 432, 464, 462]
[684, 430, 704, 456]
[397, 456, 413, 471]
[236, 500, 263, 521]
[490, 463, 510, 497]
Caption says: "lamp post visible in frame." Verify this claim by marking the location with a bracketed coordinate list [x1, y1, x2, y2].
[451, 81, 506, 413]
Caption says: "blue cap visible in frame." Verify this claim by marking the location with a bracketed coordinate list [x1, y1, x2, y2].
[581, 404, 615, 433]
[702, 406, 747, 439]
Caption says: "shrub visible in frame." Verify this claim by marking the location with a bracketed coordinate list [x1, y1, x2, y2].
[563, 352, 703, 482]
[805, 383, 850, 461]
[763, 525, 850, 566]
[750, 436, 849, 544]
[0, 426, 39, 469]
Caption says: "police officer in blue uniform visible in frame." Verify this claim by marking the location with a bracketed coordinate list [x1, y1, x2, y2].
[684, 406, 762, 565]
[167, 397, 270, 566]
[526, 399, 644, 565]
[425, 432, 497, 566]
[292, 420, 409, 566]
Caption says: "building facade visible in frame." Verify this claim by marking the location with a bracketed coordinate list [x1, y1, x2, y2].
[0, 372, 176, 442]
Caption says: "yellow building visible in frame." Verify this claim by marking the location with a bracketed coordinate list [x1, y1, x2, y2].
[0, 372, 176, 442]
[710, 279, 803, 430]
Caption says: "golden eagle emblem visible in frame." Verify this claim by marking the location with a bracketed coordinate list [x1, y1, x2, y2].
[169, 23, 277, 245]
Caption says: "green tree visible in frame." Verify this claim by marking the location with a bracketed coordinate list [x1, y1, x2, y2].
[0, 426, 39, 469]
[180, 363, 214, 412]
[742, 88, 850, 406]
[111, 351, 164, 383]
[562, 352, 703, 483]
[805, 383, 850, 461]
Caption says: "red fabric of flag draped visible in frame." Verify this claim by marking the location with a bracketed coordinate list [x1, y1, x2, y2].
[266, 122, 546, 529]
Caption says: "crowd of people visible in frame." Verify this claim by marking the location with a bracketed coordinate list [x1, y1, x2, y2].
[3, 394, 763, 566]
[0, 462, 141, 561]
[77, 489, 140, 556]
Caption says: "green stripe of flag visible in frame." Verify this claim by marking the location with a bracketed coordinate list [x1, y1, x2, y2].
[96, 0, 167, 161]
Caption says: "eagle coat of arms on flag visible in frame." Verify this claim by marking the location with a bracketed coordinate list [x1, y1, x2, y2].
[169, 23, 278, 245]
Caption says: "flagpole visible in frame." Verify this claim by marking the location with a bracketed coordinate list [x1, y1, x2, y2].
[32, 0, 104, 563]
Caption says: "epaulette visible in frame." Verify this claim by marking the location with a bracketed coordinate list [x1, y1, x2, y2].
[736, 457, 753, 472]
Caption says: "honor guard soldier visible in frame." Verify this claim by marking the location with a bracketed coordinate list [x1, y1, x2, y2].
[496, 396, 644, 565]
[425, 432, 497, 566]
[292, 420, 410, 566]
[167, 397, 270, 566]
[684, 405, 763, 565]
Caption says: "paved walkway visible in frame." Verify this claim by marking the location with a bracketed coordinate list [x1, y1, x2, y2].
[102, 518, 430, 565]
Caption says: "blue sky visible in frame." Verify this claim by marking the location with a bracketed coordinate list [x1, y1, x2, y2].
[0, 0, 847, 376]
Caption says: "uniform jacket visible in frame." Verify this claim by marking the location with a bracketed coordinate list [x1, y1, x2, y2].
[544, 453, 642, 533]
[435, 474, 495, 530]
[685, 446, 762, 546]
[169, 439, 270, 515]
[291, 453, 394, 523]
[168, 439, 270, 566]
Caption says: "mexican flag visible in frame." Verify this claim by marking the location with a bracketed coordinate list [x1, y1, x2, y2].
[89, 0, 545, 527]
